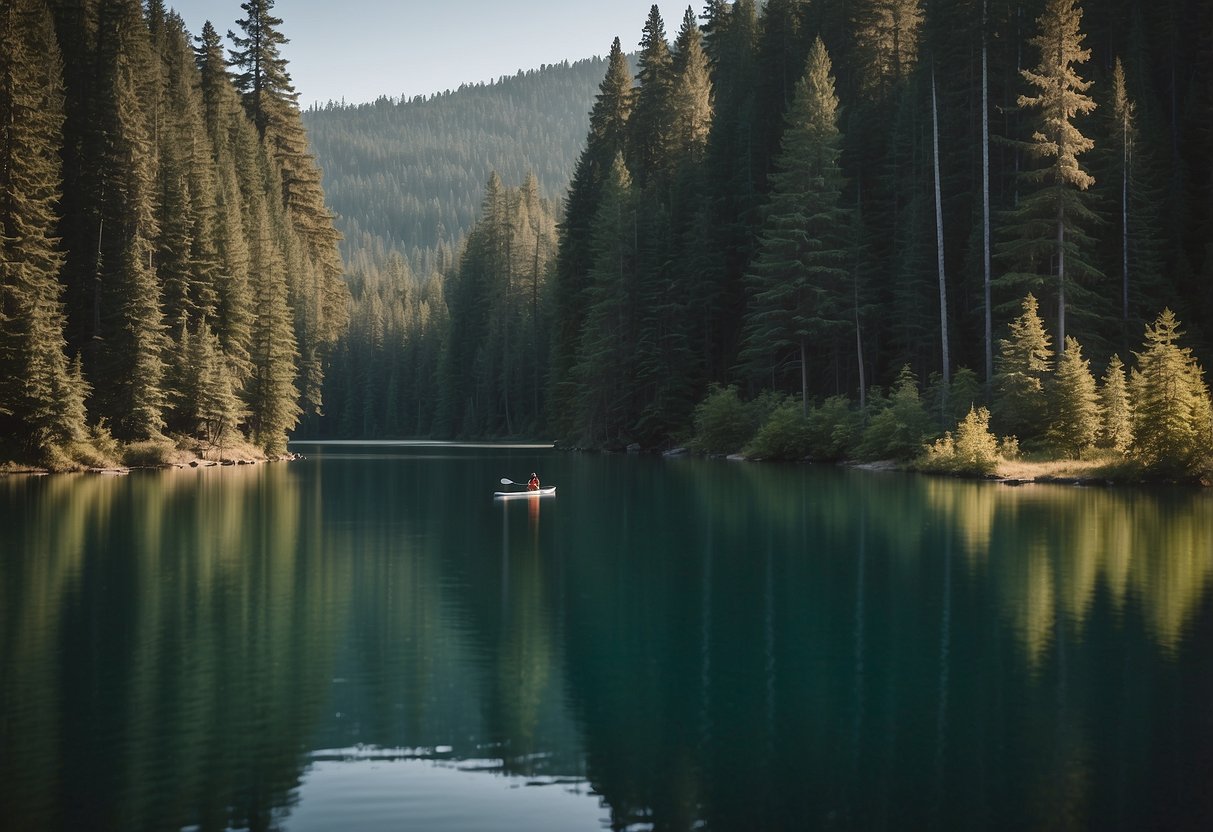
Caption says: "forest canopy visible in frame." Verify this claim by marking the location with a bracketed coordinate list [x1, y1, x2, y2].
[0, 0, 347, 465]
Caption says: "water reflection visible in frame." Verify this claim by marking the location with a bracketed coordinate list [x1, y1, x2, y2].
[0, 467, 344, 831]
[2, 454, 1212, 831]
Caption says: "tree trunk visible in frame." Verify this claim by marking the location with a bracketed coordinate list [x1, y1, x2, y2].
[982, 0, 993, 385]
[855, 279, 865, 411]
[1122, 107, 1129, 328]
[932, 68, 950, 390]
[1057, 185, 1066, 352]
[801, 336, 809, 418]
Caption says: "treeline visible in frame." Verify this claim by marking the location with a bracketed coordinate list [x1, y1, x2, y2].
[543, 0, 1213, 453]
[0, 0, 347, 466]
[319, 172, 560, 438]
[314, 0, 1213, 462]
[690, 298, 1211, 479]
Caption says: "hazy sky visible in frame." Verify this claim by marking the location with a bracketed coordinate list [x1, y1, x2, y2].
[168, 1, 695, 107]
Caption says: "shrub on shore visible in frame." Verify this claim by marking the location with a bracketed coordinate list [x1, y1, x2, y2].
[918, 406, 1002, 475]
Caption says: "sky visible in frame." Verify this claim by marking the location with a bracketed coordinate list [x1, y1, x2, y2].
[168, 1, 696, 108]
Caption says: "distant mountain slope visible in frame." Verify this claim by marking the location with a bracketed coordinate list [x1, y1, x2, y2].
[303, 58, 613, 275]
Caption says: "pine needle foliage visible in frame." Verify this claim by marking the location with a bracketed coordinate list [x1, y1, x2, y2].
[0, 0, 89, 457]
[1048, 335, 1101, 457]
[1098, 353, 1132, 453]
[739, 37, 850, 412]
[996, 0, 1101, 349]
[994, 294, 1053, 443]
[1129, 309, 1213, 475]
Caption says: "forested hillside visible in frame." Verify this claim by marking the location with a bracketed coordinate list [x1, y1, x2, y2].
[0, 0, 346, 466]
[303, 58, 615, 279]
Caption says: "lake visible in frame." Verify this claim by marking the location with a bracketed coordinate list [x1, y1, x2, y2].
[2, 443, 1212, 830]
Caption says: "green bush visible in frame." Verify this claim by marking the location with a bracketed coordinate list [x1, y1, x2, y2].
[918, 406, 1001, 475]
[690, 384, 755, 455]
[88, 420, 121, 461]
[745, 400, 811, 460]
[806, 396, 860, 461]
[858, 365, 936, 460]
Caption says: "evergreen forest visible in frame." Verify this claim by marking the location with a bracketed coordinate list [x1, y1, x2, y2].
[1, 0, 347, 466]
[310, 0, 1213, 478]
[4, 0, 1213, 479]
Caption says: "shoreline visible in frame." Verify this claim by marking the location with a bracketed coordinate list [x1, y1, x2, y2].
[1, 451, 301, 478]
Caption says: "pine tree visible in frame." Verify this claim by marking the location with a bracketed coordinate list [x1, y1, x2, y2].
[192, 321, 246, 452]
[44, 0, 101, 363]
[996, 0, 1100, 353]
[700, 0, 759, 381]
[738, 37, 850, 414]
[628, 5, 676, 190]
[164, 313, 195, 433]
[670, 7, 713, 161]
[0, 0, 89, 456]
[993, 293, 1053, 442]
[573, 155, 639, 445]
[1099, 353, 1132, 453]
[244, 194, 299, 454]
[157, 13, 223, 332]
[857, 364, 934, 460]
[90, 0, 166, 440]
[228, 0, 348, 420]
[549, 39, 633, 437]
[853, 0, 924, 99]
[1048, 335, 1100, 457]
[445, 172, 507, 436]
[226, 0, 291, 139]
[664, 8, 715, 420]
[753, 0, 811, 187]
[195, 21, 254, 382]
[1129, 309, 1213, 474]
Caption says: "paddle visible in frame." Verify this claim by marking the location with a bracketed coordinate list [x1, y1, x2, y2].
[500, 477, 518, 485]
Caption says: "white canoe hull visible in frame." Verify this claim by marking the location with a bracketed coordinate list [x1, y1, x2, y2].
[494, 486, 556, 499]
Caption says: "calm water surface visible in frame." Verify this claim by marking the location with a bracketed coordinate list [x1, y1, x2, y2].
[2, 443, 1212, 830]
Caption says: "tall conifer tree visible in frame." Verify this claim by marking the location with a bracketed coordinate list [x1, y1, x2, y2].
[228, 0, 347, 420]
[1048, 334, 1100, 456]
[1099, 353, 1132, 452]
[90, 0, 166, 440]
[671, 7, 713, 159]
[244, 193, 299, 453]
[549, 39, 633, 437]
[853, 0, 924, 98]
[195, 20, 254, 381]
[0, 0, 89, 456]
[993, 293, 1053, 442]
[997, 0, 1099, 353]
[573, 155, 639, 444]
[1129, 309, 1213, 474]
[739, 37, 850, 414]
[629, 6, 676, 190]
[700, 0, 760, 381]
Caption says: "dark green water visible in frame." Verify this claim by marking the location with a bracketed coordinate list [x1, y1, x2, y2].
[2, 443, 1212, 831]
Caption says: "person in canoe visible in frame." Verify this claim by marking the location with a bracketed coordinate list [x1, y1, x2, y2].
[527, 472, 541, 491]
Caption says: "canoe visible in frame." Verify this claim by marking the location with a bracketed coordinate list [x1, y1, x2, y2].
[493, 486, 556, 499]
